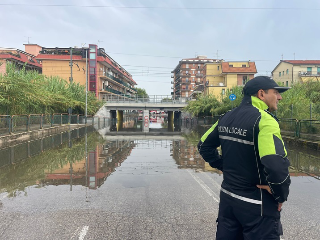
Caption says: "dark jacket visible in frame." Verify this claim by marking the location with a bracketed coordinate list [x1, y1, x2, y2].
[198, 95, 291, 217]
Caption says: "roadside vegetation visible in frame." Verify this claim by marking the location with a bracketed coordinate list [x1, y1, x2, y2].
[184, 81, 320, 120]
[0, 63, 102, 115]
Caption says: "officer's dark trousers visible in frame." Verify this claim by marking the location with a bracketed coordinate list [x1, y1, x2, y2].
[216, 191, 283, 240]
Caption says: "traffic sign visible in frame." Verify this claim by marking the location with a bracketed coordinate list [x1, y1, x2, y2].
[229, 94, 236, 101]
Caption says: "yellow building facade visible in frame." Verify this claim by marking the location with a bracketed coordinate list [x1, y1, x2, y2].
[204, 61, 257, 99]
[36, 46, 137, 101]
[272, 60, 320, 86]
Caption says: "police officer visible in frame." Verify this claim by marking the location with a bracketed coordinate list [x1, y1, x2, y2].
[198, 76, 291, 240]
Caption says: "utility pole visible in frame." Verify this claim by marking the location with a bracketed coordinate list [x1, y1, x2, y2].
[68, 47, 73, 118]
[85, 48, 88, 123]
[69, 47, 73, 83]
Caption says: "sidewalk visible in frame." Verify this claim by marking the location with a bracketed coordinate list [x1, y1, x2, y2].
[0, 124, 87, 149]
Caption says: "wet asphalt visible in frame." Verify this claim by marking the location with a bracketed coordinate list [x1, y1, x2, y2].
[0, 137, 319, 240]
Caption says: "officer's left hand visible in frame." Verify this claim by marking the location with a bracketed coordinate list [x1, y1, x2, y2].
[256, 184, 272, 194]
[257, 185, 283, 212]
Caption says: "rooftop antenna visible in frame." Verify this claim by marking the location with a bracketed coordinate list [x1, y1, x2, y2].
[97, 40, 103, 46]
[195, 52, 198, 58]
[81, 43, 86, 47]
[216, 50, 220, 59]
[281, 54, 283, 60]
[24, 36, 31, 44]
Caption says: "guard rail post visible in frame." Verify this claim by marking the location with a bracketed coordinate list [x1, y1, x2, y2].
[8, 116, 12, 134]
[40, 114, 43, 129]
[27, 115, 30, 131]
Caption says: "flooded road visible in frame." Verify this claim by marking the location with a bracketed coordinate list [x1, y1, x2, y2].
[0, 118, 319, 239]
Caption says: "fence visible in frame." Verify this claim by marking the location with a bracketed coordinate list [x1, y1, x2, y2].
[197, 116, 320, 140]
[0, 114, 103, 135]
[276, 103, 320, 120]
[279, 119, 320, 140]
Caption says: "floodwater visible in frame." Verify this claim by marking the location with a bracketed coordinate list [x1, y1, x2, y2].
[0, 116, 319, 239]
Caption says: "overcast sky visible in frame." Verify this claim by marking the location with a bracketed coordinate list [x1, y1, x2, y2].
[1, 0, 320, 95]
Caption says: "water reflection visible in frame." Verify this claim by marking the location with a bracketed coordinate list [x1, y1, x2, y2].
[0, 124, 318, 199]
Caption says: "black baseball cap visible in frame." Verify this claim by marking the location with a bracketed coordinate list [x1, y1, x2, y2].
[243, 76, 291, 96]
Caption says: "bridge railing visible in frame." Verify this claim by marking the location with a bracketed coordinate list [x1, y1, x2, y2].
[104, 94, 190, 104]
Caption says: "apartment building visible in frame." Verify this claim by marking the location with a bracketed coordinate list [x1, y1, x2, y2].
[272, 60, 320, 87]
[171, 56, 217, 99]
[203, 61, 257, 98]
[0, 46, 42, 74]
[35, 44, 137, 100]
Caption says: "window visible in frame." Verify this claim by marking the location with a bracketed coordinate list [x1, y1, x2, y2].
[197, 78, 200, 82]
[192, 70, 195, 74]
[198, 64, 200, 69]
[192, 78, 195, 82]
[242, 64, 246, 67]
[317, 67, 320, 74]
[186, 78, 189, 82]
[222, 89, 225, 95]
[286, 69, 289, 75]
[242, 76, 248, 85]
[286, 81, 288, 87]
[229, 64, 233, 67]
[186, 64, 189, 68]
[186, 85, 188, 90]
[186, 70, 189, 74]
[279, 72, 281, 77]
[283, 71, 284, 76]
[217, 66, 220, 70]
[307, 67, 312, 74]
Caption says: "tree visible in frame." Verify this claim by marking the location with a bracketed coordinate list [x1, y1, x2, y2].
[135, 87, 149, 98]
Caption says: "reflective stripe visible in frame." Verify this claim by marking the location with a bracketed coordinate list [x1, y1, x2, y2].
[219, 135, 254, 145]
[221, 187, 262, 205]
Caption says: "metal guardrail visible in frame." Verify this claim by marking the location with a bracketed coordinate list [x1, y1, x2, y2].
[0, 114, 107, 135]
[197, 116, 320, 140]
[104, 95, 190, 104]
[279, 118, 320, 138]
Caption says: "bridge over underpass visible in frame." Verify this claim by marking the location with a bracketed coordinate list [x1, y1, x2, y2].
[95, 95, 190, 132]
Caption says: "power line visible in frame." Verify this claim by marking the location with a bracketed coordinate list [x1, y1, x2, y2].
[0, 4, 318, 11]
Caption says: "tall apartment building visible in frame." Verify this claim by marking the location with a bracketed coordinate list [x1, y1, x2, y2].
[171, 56, 217, 99]
[35, 44, 137, 100]
[272, 60, 320, 87]
[0, 47, 42, 74]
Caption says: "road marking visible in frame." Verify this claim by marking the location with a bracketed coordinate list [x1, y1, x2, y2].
[79, 226, 89, 240]
[201, 172, 222, 190]
[187, 169, 219, 203]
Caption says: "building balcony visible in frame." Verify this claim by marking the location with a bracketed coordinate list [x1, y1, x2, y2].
[298, 71, 320, 77]
[100, 73, 136, 92]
